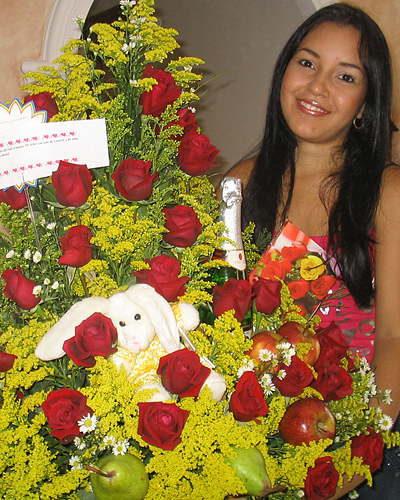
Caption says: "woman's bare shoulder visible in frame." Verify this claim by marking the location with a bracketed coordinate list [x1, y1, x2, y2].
[220, 158, 256, 189]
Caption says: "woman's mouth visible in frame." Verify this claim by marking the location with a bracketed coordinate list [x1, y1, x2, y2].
[298, 100, 328, 115]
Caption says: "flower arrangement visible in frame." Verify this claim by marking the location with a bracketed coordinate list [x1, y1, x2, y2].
[1, 2, 399, 500]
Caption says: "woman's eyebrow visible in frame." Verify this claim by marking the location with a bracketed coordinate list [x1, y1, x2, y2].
[296, 47, 364, 72]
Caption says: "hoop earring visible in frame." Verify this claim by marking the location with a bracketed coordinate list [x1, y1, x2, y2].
[353, 117, 363, 130]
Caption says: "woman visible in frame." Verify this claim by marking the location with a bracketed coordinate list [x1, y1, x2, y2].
[225, 4, 400, 499]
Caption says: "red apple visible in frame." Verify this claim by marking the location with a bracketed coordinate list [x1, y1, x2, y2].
[246, 330, 283, 373]
[277, 321, 320, 365]
[279, 397, 336, 446]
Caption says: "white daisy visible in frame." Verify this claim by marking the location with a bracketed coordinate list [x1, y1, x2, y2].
[381, 390, 393, 405]
[46, 222, 56, 230]
[24, 249, 32, 259]
[237, 359, 255, 378]
[112, 439, 130, 456]
[296, 490, 305, 498]
[73, 436, 86, 450]
[260, 374, 276, 396]
[32, 285, 42, 297]
[276, 369, 286, 380]
[43, 278, 50, 285]
[5, 250, 14, 259]
[78, 413, 98, 434]
[51, 281, 59, 290]
[258, 349, 276, 362]
[69, 455, 82, 470]
[378, 414, 393, 431]
[33, 251, 42, 263]
[103, 435, 117, 447]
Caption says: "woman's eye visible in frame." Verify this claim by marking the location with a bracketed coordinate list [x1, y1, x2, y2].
[338, 74, 355, 83]
[299, 59, 314, 69]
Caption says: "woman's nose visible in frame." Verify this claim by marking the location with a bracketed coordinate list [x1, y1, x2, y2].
[309, 71, 329, 97]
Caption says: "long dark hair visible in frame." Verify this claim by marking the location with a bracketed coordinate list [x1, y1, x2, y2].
[242, 3, 393, 308]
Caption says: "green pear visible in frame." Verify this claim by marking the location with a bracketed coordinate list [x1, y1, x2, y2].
[224, 446, 271, 496]
[89, 453, 149, 500]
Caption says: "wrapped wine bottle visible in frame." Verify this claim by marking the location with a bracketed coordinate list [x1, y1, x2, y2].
[200, 176, 252, 335]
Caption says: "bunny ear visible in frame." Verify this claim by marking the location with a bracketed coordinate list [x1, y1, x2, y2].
[124, 284, 180, 353]
[35, 296, 111, 361]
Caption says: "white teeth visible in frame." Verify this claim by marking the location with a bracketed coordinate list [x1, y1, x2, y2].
[300, 101, 327, 113]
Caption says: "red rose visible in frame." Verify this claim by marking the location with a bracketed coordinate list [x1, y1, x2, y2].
[288, 279, 310, 300]
[0, 187, 28, 210]
[229, 371, 268, 423]
[24, 92, 59, 120]
[280, 242, 308, 262]
[140, 65, 181, 116]
[167, 107, 199, 140]
[52, 161, 92, 207]
[263, 259, 292, 280]
[63, 312, 118, 367]
[132, 254, 189, 302]
[0, 352, 17, 372]
[316, 322, 349, 365]
[305, 456, 339, 500]
[58, 225, 93, 268]
[111, 158, 158, 201]
[41, 388, 93, 443]
[310, 275, 336, 300]
[273, 355, 314, 397]
[2, 267, 40, 310]
[137, 401, 189, 450]
[312, 359, 353, 401]
[163, 205, 202, 247]
[177, 129, 219, 176]
[252, 278, 282, 315]
[351, 430, 384, 473]
[212, 277, 253, 323]
[157, 348, 211, 397]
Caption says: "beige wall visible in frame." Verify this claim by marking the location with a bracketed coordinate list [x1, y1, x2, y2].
[0, 0, 54, 102]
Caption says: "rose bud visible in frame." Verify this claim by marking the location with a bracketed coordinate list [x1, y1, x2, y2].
[350, 430, 384, 473]
[1, 267, 41, 310]
[166, 107, 199, 140]
[157, 348, 211, 397]
[212, 277, 252, 323]
[229, 371, 268, 423]
[305, 456, 339, 500]
[63, 312, 118, 367]
[137, 401, 189, 450]
[162, 205, 202, 247]
[0, 351, 17, 372]
[132, 254, 189, 302]
[140, 64, 181, 117]
[58, 225, 93, 268]
[52, 161, 92, 207]
[177, 129, 219, 176]
[111, 158, 159, 201]
[24, 92, 59, 121]
[252, 278, 282, 315]
[0, 187, 28, 210]
[41, 387, 93, 443]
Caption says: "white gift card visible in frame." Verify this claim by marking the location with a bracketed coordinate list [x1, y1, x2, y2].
[0, 99, 110, 191]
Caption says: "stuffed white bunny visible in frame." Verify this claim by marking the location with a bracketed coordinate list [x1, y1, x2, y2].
[35, 284, 226, 401]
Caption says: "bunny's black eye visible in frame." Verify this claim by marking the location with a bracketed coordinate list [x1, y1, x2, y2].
[134, 314, 141, 321]
[119, 321, 126, 327]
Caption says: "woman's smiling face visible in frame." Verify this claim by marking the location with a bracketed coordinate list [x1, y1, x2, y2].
[280, 22, 367, 148]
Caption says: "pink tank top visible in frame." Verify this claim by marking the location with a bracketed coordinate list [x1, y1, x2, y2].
[312, 235, 375, 363]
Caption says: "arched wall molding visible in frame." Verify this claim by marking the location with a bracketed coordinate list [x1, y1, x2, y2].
[21, 0, 336, 75]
